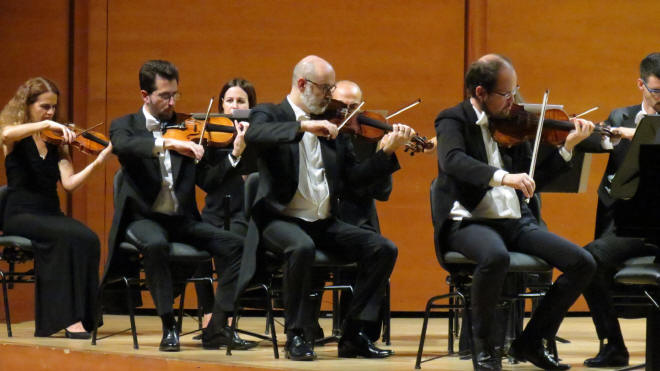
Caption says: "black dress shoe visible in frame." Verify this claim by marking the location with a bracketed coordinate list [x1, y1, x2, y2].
[159, 326, 180, 352]
[584, 343, 629, 367]
[338, 331, 393, 359]
[64, 329, 91, 340]
[509, 338, 569, 370]
[202, 326, 258, 350]
[472, 336, 502, 371]
[284, 335, 316, 361]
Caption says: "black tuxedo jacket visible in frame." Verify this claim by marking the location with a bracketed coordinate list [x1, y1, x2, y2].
[245, 98, 400, 219]
[103, 110, 202, 283]
[433, 100, 571, 232]
[577, 104, 641, 237]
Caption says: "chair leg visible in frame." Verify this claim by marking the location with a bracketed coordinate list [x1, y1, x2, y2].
[383, 280, 391, 345]
[122, 277, 139, 349]
[415, 292, 465, 369]
[265, 284, 279, 359]
[177, 286, 186, 333]
[91, 280, 109, 345]
[1, 271, 11, 337]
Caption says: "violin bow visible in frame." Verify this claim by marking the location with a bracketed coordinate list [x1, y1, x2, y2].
[75, 121, 105, 137]
[197, 98, 215, 147]
[386, 98, 421, 120]
[526, 89, 550, 203]
[337, 101, 365, 131]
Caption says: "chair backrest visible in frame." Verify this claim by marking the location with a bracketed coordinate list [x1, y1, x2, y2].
[244, 172, 259, 219]
[0, 185, 7, 231]
[113, 169, 123, 209]
[429, 177, 449, 270]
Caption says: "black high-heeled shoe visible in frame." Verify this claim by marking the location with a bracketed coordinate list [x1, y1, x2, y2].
[65, 329, 91, 339]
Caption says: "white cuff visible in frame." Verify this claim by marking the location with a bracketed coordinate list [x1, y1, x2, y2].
[601, 136, 614, 150]
[228, 153, 241, 167]
[490, 169, 508, 187]
[559, 146, 572, 162]
[153, 137, 164, 156]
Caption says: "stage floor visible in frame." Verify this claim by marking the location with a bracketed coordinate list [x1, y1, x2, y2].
[0, 315, 648, 370]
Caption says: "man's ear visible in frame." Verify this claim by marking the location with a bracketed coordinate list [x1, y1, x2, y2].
[296, 78, 306, 92]
[475, 85, 486, 100]
[140, 90, 149, 104]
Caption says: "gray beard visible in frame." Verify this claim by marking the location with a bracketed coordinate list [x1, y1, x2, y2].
[301, 87, 326, 115]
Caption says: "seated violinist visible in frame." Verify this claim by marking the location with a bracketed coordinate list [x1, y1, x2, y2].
[0, 77, 113, 338]
[106, 59, 251, 352]
[194, 77, 256, 335]
[578, 52, 660, 368]
[433, 53, 596, 370]
[243, 55, 413, 361]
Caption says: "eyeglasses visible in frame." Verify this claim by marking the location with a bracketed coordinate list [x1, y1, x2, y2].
[492, 85, 520, 99]
[305, 79, 336, 94]
[642, 79, 660, 95]
[153, 91, 181, 102]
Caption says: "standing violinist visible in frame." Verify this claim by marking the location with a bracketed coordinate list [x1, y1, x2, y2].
[0, 77, 113, 338]
[433, 54, 596, 370]
[106, 59, 250, 352]
[242, 55, 412, 361]
[578, 52, 660, 368]
[194, 77, 256, 335]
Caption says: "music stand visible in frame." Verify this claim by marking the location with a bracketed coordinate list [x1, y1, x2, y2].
[611, 115, 660, 200]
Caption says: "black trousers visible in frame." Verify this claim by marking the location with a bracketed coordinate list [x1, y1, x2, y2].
[260, 215, 397, 336]
[446, 204, 596, 342]
[126, 215, 243, 317]
[582, 227, 655, 343]
[194, 217, 248, 315]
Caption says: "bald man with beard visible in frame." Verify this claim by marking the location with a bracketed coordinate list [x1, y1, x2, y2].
[245, 56, 413, 361]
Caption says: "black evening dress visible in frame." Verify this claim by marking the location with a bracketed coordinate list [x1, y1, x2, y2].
[3, 136, 100, 336]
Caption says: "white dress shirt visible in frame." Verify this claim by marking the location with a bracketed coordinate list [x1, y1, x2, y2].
[450, 106, 521, 220]
[143, 105, 178, 215]
[282, 95, 331, 221]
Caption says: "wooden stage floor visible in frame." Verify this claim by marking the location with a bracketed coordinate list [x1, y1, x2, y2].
[0, 315, 648, 370]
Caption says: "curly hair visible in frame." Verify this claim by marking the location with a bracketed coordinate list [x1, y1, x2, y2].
[0, 77, 60, 129]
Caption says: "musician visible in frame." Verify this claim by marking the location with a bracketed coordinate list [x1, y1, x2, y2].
[304, 80, 398, 343]
[433, 54, 596, 370]
[244, 55, 412, 361]
[107, 60, 248, 352]
[0, 77, 113, 338]
[194, 77, 255, 333]
[578, 52, 660, 368]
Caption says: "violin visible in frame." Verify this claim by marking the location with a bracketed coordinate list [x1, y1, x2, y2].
[315, 99, 434, 155]
[41, 123, 109, 156]
[488, 103, 614, 148]
[161, 113, 236, 147]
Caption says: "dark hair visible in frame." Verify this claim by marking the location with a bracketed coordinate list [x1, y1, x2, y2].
[218, 78, 257, 112]
[640, 52, 660, 82]
[139, 60, 179, 94]
[465, 55, 512, 98]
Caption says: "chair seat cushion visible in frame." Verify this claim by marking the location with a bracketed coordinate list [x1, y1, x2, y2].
[0, 235, 33, 249]
[614, 264, 660, 286]
[313, 249, 356, 267]
[623, 255, 656, 266]
[443, 251, 551, 272]
[119, 241, 211, 262]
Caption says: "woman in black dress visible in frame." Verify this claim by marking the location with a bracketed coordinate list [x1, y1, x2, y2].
[0, 77, 113, 338]
[195, 78, 256, 330]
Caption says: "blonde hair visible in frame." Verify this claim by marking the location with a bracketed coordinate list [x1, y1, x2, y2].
[0, 77, 60, 129]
